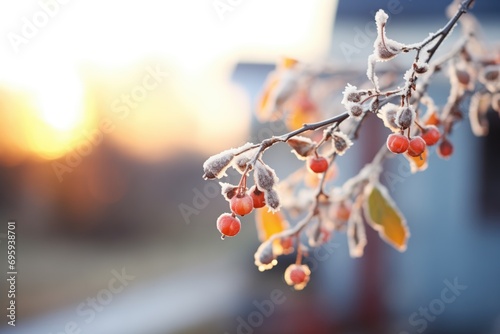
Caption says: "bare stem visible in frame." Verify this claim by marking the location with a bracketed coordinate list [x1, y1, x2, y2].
[241, 0, 473, 179]
[229, 1, 478, 266]
[401, 0, 474, 100]
[281, 113, 350, 142]
[424, 0, 475, 63]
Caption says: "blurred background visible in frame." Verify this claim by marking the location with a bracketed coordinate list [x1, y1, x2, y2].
[0, 0, 499, 333]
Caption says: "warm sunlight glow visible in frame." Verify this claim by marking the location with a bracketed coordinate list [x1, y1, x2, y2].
[0, 61, 90, 160]
[33, 70, 84, 132]
[0, 0, 336, 161]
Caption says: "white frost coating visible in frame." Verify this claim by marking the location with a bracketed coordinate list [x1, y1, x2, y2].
[377, 38, 405, 58]
[479, 65, 500, 93]
[254, 161, 279, 191]
[366, 54, 380, 90]
[332, 131, 353, 156]
[402, 68, 415, 93]
[341, 84, 359, 107]
[232, 146, 259, 174]
[352, 103, 365, 117]
[296, 188, 315, 208]
[347, 208, 367, 258]
[403, 68, 413, 82]
[274, 179, 296, 208]
[414, 59, 429, 73]
[370, 9, 406, 66]
[395, 105, 416, 130]
[375, 9, 388, 29]
[341, 84, 366, 119]
[343, 101, 362, 118]
[202, 148, 235, 179]
[307, 218, 331, 248]
[264, 189, 281, 212]
[469, 91, 490, 137]
[219, 182, 239, 201]
[254, 240, 278, 272]
[234, 142, 257, 154]
[329, 187, 345, 201]
[280, 187, 314, 213]
[492, 93, 500, 113]
[204, 142, 259, 179]
[377, 103, 400, 132]
[287, 136, 315, 160]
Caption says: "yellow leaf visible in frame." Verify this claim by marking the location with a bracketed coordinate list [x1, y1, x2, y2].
[256, 209, 289, 242]
[424, 110, 440, 126]
[363, 182, 409, 252]
[405, 148, 428, 173]
[256, 73, 280, 121]
[284, 89, 320, 130]
[280, 57, 299, 69]
[285, 107, 321, 131]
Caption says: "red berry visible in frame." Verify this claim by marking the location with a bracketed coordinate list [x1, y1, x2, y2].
[407, 136, 426, 157]
[230, 193, 254, 216]
[437, 139, 453, 159]
[284, 264, 311, 290]
[290, 268, 307, 284]
[307, 156, 329, 173]
[386, 133, 409, 154]
[216, 213, 241, 237]
[330, 201, 351, 222]
[279, 237, 294, 254]
[420, 125, 441, 146]
[249, 186, 266, 209]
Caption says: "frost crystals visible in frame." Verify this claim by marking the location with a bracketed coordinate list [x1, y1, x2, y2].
[367, 10, 407, 90]
[332, 131, 353, 156]
[202, 149, 235, 180]
[254, 161, 281, 212]
[341, 84, 366, 119]
[287, 136, 316, 160]
[395, 106, 416, 130]
[378, 103, 400, 132]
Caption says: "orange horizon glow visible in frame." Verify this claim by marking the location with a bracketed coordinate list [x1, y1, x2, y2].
[0, 0, 337, 163]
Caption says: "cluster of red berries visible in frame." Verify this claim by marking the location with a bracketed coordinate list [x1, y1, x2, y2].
[386, 124, 452, 158]
[216, 186, 266, 239]
[386, 133, 426, 156]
